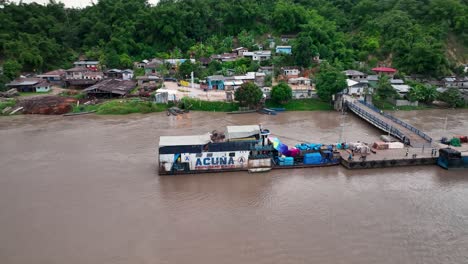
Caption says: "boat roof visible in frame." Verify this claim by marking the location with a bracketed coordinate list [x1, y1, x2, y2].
[159, 134, 211, 147]
[226, 125, 260, 140]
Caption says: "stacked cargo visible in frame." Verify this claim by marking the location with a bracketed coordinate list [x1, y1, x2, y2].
[372, 142, 389, 150]
[303, 153, 322, 165]
[278, 157, 294, 166]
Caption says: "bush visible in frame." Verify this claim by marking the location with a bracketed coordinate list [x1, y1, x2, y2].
[181, 97, 239, 112]
[73, 100, 168, 115]
[234, 82, 263, 107]
[0, 99, 17, 114]
[271, 82, 292, 104]
[438, 88, 465, 108]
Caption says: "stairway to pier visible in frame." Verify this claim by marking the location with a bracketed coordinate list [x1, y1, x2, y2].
[343, 95, 432, 147]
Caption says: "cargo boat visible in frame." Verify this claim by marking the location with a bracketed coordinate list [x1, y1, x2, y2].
[158, 125, 340, 175]
[437, 148, 468, 170]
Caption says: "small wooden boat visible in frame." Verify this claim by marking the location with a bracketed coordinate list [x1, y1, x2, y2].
[227, 110, 257, 114]
[258, 108, 277, 115]
[248, 167, 272, 173]
[63, 110, 96, 116]
[269, 107, 286, 112]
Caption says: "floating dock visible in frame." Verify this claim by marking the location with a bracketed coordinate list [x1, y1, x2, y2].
[338, 148, 438, 169]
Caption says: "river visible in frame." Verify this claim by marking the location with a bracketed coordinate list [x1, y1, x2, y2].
[0, 110, 467, 264]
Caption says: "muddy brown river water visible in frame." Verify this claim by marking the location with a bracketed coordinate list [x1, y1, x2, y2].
[1, 110, 468, 264]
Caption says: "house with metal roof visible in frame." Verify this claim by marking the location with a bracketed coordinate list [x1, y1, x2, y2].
[83, 79, 136, 98]
[275, 46, 292, 55]
[207, 75, 226, 90]
[6, 77, 51, 93]
[73, 60, 100, 70]
[372, 67, 397, 77]
[343, 70, 367, 81]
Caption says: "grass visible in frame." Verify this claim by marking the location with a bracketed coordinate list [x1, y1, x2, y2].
[180, 97, 239, 112]
[19, 90, 52, 97]
[373, 98, 433, 111]
[73, 99, 169, 115]
[0, 99, 17, 115]
[265, 98, 333, 111]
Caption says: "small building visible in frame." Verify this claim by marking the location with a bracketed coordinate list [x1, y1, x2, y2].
[136, 75, 162, 88]
[390, 79, 405, 85]
[104, 69, 134, 80]
[275, 46, 292, 55]
[258, 66, 273, 75]
[154, 89, 177, 103]
[122, 69, 134, 80]
[288, 77, 311, 86]
[243, 50, 271, 61]
[36, 69, 65, 86]
[345, 79, 371, 97]
[135, 59, 149, 69]
[232, 47, 249, 56]
[367, 75, 379, 88]
[207, 75, 226, 90]
[105, 69, 123, 79]
[391, 84, 411, 97]
[442, 77, 468, 88]
[280, 34, 297, 43]
[65, 67, 103, 88]
[6, 77, 51, 93]
[73, 60, 99, 70]
[164, 59, 196, 66]
[210, 53, 238, 62]
[343, 70, 367, 81]
[281, 67, 300, 78]
[144, 59, 164, 74]
[83, 79, 136, 98]
[372, 67, 397, 77]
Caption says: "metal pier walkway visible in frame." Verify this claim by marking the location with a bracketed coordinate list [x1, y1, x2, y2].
[343, 96, 432, 147]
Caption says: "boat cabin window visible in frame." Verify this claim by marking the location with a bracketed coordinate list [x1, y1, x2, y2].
[196, 153, 202, 157]
[207, 153, 213, 157]
[229, 152, 235, 157]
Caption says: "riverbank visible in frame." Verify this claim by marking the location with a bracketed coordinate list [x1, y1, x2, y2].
[73, 98, 333, 115]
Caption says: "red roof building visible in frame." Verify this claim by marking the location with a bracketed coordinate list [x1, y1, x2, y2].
[372, 67, 397, 73]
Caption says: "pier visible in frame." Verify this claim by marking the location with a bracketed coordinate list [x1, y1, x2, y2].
[333, 95, 439, 169]
[339, 95, 432, 147]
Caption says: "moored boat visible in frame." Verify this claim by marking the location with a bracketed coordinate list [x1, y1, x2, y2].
[158, 125, 340, 175]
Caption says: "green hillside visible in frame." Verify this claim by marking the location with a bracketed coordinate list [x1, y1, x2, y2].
[0, 0, 467, 78]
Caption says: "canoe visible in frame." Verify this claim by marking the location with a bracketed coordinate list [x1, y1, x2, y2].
[258, 108, 277, 115]
[269, 107, 286, 112]
[227, 110, 257, 114]
[248, 167, 272, 173]
[63, 110, 96, 116]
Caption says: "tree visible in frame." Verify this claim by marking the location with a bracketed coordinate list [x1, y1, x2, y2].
[234, 82, 263, 108]
[264, 74, 272, 87]
[2, 60, 22, 80]
[293, 34, 317, 68]
[375, 75, 398, 101]
[439, 88, 465, 108]
[407, 82, 437, 103]
[119, 54, 133, 69]
[178, 60, 194, 79]
[271, 82, 293, 104]
[315, 63, 347, 101]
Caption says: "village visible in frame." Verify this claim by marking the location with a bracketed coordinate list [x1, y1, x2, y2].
[1, 34, 467, 115]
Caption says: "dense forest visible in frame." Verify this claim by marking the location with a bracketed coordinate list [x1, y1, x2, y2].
[0, 0, 467, 80]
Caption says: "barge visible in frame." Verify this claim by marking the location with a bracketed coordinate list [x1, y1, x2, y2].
[158, 125, 340, 175]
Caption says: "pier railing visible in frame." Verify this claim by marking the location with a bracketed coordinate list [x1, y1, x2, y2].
[358, 100, 432, 143]
[346, 101, 405, 140]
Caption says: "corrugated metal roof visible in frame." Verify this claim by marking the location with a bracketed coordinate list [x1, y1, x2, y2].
[159, 134, 211, 147]
[227, 125, 260, 140]
[392, 84, 410, 93]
